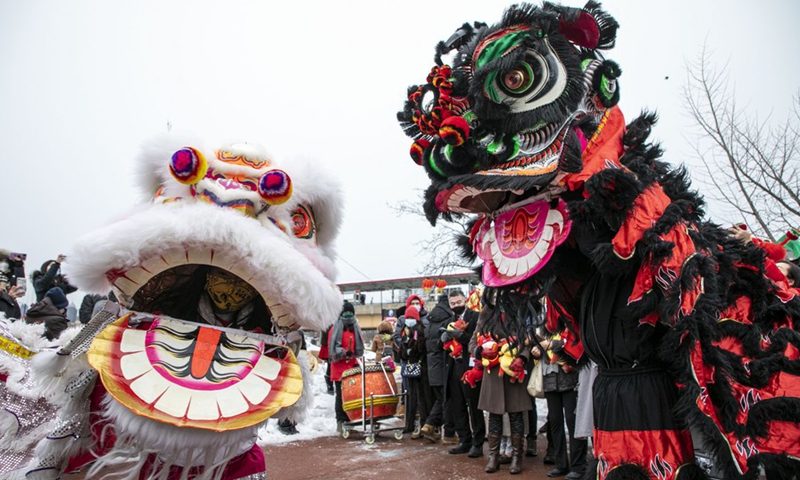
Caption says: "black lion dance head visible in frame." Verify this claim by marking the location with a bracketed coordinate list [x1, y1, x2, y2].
[398, 1, 621, 287]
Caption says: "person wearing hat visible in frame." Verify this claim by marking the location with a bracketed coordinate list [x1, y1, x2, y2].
[25, 286, 69, 340]
[397, 304, 430, 438]
[0, 273, 23, 320]
[328, 301, 364, 432]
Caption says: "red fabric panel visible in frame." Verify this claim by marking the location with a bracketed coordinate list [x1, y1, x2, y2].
[593, 428, 694, 480]
[562, 106, 626, 194]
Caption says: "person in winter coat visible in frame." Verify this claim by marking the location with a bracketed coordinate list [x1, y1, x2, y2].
[439, 289, 485, 457]
[392, 294, 428, 345]
[25, 287, 70, 340]
[328, 301, 364, 432]
[371, 320, 394, 359]
[537, 337, 587, 480]
[318, 325, 335, 394]
[0, 273, 23, 320]
[468, 291, 532, 475]
[396, 306, 430, 436]
[419, 294, 453, 442]
[32, 255, 77, 302]
[393, 294, 430, 419]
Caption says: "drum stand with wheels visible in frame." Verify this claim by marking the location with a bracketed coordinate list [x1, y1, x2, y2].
[341, 358, 407, 444]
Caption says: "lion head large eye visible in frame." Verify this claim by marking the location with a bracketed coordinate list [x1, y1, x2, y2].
[501, 62, 535, 96]
[489, 43, 567, 113]
[290, 204, 316, 242]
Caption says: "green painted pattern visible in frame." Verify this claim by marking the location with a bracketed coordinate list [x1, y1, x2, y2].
[600, 76, 614, 100]
[427, 148, 445, 177]
[476, 31, 529, 103]
[486, 137, 504, 155]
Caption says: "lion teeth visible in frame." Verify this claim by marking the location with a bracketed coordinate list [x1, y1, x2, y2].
[122, 266, 151, 287]
[112, 276, 141, 296]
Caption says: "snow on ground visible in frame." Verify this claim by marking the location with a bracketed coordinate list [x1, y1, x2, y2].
[258, 364, 338, 445]
[257, 362, 550, 446]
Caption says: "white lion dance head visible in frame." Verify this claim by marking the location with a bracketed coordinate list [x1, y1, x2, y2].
[2, 134, 343, 480]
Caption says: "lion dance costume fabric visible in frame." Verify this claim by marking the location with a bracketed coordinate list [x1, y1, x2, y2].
[0, 136, 343, 479]
[397, 2, 800, 479]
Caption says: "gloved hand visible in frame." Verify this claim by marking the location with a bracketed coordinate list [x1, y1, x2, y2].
[462, 366, 484, 388]
[440, 329, 453, 344]
[508, 356, 526, 383]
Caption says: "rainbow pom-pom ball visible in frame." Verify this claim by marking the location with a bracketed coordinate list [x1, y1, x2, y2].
[258, 169, 292, 205]
[170, 147, 207, 184]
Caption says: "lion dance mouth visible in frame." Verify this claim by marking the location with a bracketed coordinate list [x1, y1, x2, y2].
[0, 135, 345, 479]
[63, 137, 343, 433]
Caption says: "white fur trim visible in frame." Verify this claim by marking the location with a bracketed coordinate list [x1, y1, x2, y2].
[85, 395, 260, 480]
[277, 349, 313, 424]
[64, 201, 341, 332]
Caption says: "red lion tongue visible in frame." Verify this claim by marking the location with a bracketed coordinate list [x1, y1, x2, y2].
[470, 199, 571, 287]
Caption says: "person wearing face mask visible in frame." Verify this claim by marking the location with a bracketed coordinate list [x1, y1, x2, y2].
[393, 294, 428, 338]
[439, 289, 484, 457]
[0, 273, 23, 320]
[419, 294, 453, 443]
[396, 305, 429, 437]
[328, 301, 364, 433]
[393, 294, 430, 422]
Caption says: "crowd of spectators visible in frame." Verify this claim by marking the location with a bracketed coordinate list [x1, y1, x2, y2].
[319, 226, 800, 478]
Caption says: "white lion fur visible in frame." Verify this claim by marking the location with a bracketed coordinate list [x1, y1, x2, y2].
[32, 133, 346, 478]
[64, 133, 344, 333]
[0, 320, 95, 467]
[276, 349, 313, 424]
[0, 319, 85, 400]
[64, 201, 341, 332]
[82, 394, 261, 480]
[132, 132, 343, 265]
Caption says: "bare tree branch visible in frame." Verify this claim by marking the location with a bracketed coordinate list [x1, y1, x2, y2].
[390, 195, 478, 275]
[684, 44, 800, 240]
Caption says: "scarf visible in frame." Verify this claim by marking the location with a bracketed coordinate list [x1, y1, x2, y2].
[330, 312, 364, 362]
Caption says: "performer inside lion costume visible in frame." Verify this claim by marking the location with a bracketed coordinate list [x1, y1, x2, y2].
[0, 136, 342, 479]
[398, 2, 800, 479]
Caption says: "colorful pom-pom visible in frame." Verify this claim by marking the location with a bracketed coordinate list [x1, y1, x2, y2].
[170, 147, 208, 185]
[258, 169, 292, 205]
[410, 139, 431, 166]
[439, 116, 470, 146]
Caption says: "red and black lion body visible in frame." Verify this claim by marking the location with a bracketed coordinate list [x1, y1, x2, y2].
[398, 2, 800, 479]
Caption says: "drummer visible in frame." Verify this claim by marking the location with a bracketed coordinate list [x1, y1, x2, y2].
[329, 301, 364, 433]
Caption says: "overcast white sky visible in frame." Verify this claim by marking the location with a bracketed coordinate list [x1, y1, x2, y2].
[1, 0, 798, 306]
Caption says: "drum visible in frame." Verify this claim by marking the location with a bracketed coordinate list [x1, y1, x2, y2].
[341, 364, 399, 422]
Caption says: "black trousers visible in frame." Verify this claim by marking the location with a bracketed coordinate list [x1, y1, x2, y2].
[424, 385, 445, 427]
[527, 394, 538, 439]
[405, 376, 431, 432]
[334, 380, 348, 423]
[545, 389, 587, 473]
[325, 361, 333, 391]
[447, 367, 485, 446]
